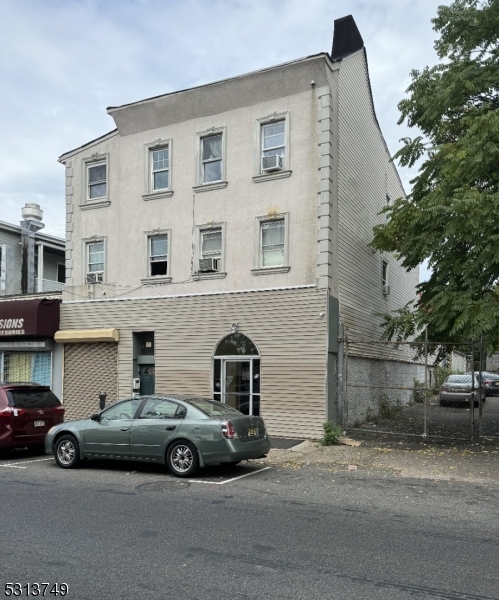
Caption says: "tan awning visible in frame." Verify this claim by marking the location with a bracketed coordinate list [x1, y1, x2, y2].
[54, 328, 119, 343]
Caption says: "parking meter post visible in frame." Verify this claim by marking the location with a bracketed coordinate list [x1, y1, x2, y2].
[99, 392, 107, 411]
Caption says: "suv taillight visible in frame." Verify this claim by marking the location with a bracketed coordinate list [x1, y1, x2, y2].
[54, 406, 65, 413]
[0, 407, 13, 419]
[221, 420, 238, 439]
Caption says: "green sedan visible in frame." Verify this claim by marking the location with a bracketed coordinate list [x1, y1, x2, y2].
[45, 395, 271, 477]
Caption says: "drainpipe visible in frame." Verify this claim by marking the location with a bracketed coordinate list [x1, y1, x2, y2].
[20, 203, 45, 294]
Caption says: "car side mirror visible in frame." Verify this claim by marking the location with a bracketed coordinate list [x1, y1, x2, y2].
[90, 413, 101, 421]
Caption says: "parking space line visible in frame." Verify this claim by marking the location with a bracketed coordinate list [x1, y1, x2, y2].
[0, 458, 53, 469]
[189, 466, 271, 485]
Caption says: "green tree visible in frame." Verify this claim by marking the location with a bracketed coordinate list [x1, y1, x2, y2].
[372, 0, 499, 351]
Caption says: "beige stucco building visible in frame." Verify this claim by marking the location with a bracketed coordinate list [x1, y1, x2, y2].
[55, 16, 418, 438]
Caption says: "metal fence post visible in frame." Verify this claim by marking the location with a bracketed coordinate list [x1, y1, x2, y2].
[337, 323, 345, 430]
[423, 325, 428, 437]
[470, 341, 474, 442]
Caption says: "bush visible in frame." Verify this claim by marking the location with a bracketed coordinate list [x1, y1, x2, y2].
[320, 422, 343, 446]
[433, 366, 455, 393]
[379, 394, 402, 419]
[413, 380, 426, 403]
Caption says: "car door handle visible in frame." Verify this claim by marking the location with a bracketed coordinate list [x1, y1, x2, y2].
[120, 427, 130, 432]
[165, 426, 176, 431]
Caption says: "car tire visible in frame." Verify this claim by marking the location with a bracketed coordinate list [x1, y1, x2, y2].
[54, 435, 81, 469]
[166, 440, 199, 478]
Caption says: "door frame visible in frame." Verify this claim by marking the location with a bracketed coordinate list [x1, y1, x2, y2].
[214, 355, 260, 415]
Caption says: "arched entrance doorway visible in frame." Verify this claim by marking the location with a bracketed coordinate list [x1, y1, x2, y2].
[212, 332, 260, 416]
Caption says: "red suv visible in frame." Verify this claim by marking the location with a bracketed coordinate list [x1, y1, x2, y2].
[0, 383, 64, 451]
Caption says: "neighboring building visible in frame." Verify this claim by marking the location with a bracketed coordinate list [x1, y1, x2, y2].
[55, 16, 418, 437]
[0, 204, 65, 398]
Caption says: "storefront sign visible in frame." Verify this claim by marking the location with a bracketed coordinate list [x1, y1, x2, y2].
[0, 299, 61, 337]
[0, 318, 25, 335]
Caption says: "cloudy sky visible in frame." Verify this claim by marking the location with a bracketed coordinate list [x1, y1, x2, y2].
[0, 0, 444, 276]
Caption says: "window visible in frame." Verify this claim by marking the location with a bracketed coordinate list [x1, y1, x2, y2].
[261, 219, 285, 267]
[88, 162, 106, 200]
[261, 120, 285, 171]
[101, 399, 142, 421]
[57, 263, 65, 284]
[87, 241, 104, 282]
[194, 127, 227, 191]
[201, 229, 222, 271]
[149, 235, 168, 276]
[139, 398, 186, 420]
[254, 113, 290, 181]
[201, 134, 223, 183]
[252, 214, 290, 275]
[151, 147, 169, 191]
[382, 260, 390, 295]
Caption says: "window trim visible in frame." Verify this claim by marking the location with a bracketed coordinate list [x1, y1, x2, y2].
[81, 154, 110, 210]
[193, 127, 228, 192]
[252, 213, 290, 275]
[141, 229, 172, 285]
[253, 112, 291, 183]
[82, 236, 106, 284]
[193, 222, 227, 280]
[142, 139, 174, 201]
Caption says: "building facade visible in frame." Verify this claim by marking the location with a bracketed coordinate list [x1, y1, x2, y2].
[0, 204, 65, 397]
[56, 16, 418, 437]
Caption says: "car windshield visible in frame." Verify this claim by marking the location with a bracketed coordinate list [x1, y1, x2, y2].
[186, 398, 242, 417]
[7, 389, 61, 409]
[446, 375, 473, 384]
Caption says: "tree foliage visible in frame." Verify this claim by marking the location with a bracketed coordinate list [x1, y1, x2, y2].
[372, 0, 499, 351]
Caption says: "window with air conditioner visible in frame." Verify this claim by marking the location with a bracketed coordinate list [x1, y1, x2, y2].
[199, 229, 222, 272]
[261, 120, 285, 173]
[86, 241, 104, 283]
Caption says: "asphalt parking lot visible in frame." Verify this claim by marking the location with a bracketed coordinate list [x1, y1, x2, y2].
[0, 447, 271, 485]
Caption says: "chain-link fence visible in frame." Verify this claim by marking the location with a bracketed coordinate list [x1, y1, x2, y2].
[342, 337, 499, 442]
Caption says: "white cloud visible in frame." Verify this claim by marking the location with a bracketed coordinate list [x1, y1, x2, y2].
[0, 0, 444, 251]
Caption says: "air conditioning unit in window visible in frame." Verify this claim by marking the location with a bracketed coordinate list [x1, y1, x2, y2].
[261, 154, 283, 173]
[383, 284, 390, 296]
[199, 258, 218, 273]
[86, 272, 103, 284]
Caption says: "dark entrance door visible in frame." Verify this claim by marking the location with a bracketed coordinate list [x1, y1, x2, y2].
[139, 365, 155, 395]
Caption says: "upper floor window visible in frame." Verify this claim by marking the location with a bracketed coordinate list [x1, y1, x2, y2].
[149, 235, 168, 277]
[201, 134, 223, 183]
[88, 162, 106, 200]
[254, 113, 290, 182]
[252, 213, 290, 275]
[261, 219, 285, 267]
[200, 229, 222, 272]
[261, 120, 285, 173]
[87, 241, 104, 283]
[152, 147, 170, 191]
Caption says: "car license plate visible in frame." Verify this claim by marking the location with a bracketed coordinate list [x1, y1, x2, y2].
[247, 426, 257, 437]
[34, 420, 45, 427]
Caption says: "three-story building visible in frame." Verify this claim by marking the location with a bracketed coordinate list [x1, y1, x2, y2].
[55, 16, 418, 437]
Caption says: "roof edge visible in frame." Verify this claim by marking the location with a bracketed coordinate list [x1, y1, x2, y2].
[58, 128, 118, 163]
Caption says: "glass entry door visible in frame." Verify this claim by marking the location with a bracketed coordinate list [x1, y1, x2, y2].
[213, 358, 260, 415]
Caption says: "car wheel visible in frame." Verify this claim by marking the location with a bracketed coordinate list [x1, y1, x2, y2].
[54, 435, 81, 469]
[166, 440, 199, 478]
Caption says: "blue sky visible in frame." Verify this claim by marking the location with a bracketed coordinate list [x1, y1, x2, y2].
[0, 0, 442, 280]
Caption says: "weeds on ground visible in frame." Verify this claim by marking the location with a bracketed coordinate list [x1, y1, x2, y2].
[320, 422, 343, 446]
[379, 394, 402, 419]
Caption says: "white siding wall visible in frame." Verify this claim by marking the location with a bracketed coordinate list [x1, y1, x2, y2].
[337, 51, 418, 346]
[60, 287, 328, 438]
